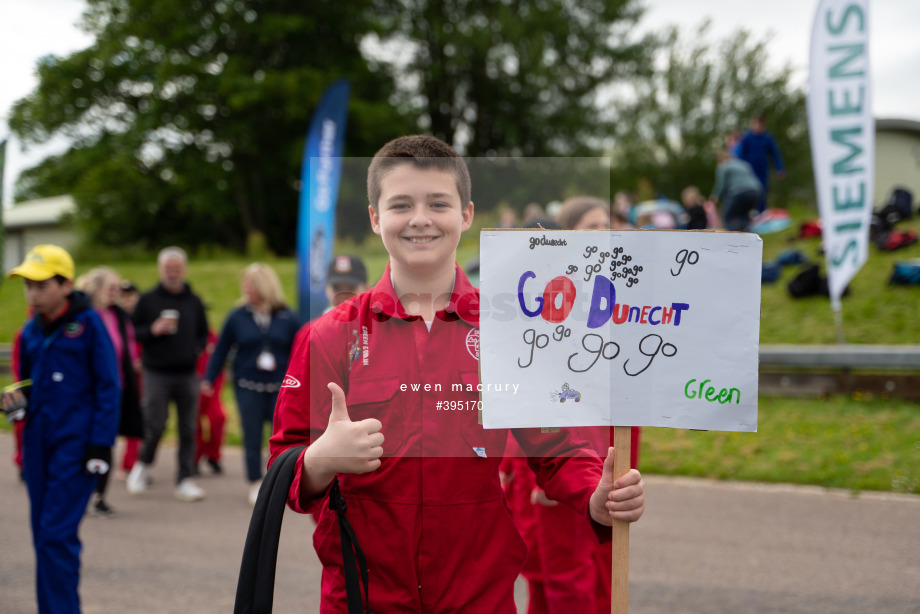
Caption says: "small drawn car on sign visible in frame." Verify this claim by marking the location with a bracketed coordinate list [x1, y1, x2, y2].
[558, 383, 581, 403]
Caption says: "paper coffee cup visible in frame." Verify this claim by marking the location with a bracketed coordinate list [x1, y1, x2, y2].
[161, 309, 179, 333]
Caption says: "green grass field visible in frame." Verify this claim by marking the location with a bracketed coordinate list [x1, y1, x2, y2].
[2, 204, 919, 494]
[758, 203, 920, 344]
[641, 395, 920, 494]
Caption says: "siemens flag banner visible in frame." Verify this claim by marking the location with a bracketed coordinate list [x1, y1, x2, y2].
[298, 79, 350, 321]
[807, 0, 873, 309]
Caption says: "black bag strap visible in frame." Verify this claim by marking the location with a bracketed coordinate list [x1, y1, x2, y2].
[234, 445, 305, 614]
[234, 446, 370, 614]
[329, 477, 370, 613]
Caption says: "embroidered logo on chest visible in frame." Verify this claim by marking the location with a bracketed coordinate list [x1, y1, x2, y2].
[347, 330, 361, 368]
[281, 375, 301, 388]
[466, 328, 480, 361]
[64, 322, 85, 338]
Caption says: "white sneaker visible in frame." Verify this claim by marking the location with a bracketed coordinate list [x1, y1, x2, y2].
[126, 462, 150, 495]
[175, 478, 205, 502]
[248, 480, 261, 507]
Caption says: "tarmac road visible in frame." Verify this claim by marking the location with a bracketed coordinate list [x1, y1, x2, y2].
[1, 434, 918, 613]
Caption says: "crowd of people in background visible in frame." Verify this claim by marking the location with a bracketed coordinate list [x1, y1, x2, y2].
[489, 113, 785, 236]
[1, 244, 323, 612]
[4, 246, 373, 511]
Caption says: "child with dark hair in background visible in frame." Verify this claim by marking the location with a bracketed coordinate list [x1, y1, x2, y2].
[324, 254, 368, 310]
[681, 186, 721, 230]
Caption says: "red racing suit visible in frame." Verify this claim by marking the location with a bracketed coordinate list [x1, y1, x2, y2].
[269, 264, 609, 613]
[502, 426, 640, 614]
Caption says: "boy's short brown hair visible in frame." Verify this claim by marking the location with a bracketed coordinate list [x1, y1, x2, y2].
[367, 135, 471, 211]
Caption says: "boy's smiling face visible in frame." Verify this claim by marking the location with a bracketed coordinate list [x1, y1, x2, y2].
[369, 164, 473, 278]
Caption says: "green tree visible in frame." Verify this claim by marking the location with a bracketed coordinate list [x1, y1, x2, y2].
[372, 0, 655, 156]
[9, 0, 413, 253]
[609, 21, 811, 206]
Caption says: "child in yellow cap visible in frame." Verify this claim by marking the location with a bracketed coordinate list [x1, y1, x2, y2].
[3, 244, 121, 614]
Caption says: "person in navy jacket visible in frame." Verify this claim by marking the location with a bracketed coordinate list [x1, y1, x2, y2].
[4, 244, 120, 614]
[201, 262, 300, 505]
[737, 113, 786, 212]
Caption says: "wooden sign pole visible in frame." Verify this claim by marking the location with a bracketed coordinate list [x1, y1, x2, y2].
[611, 425, 632, 614]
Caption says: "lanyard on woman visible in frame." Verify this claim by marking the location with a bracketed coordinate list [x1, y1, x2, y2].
[251, 308, 277, 372]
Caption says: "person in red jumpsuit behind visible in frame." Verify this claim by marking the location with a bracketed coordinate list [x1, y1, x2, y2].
[501, 195, 643, 614]
[269, 135, 646, 613]
[502, 427, 640, 614]
[195, 330, 226, 475]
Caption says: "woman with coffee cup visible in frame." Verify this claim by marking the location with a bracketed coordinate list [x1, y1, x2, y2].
[201, 263, 300, 505]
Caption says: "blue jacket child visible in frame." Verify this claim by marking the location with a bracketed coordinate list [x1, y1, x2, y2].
[4, 245, 120, 614]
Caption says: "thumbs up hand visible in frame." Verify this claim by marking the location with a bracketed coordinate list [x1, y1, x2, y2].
[589, 446, 645, 526]
[304, 382, 385, 478]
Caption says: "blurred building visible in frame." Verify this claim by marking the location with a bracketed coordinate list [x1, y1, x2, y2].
[2, 195, 77, 272]
[875, 118, 920, 206]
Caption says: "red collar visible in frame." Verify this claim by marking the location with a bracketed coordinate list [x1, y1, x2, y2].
[368, 263, 480, 327]
[41, 299, 70, 323]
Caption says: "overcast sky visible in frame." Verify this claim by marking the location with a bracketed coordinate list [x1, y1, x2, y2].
[2, 0, 918, 206]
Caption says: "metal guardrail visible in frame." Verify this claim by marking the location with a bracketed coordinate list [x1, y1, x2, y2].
[758, 344, 920, 400]
[759, 344, 920, 370]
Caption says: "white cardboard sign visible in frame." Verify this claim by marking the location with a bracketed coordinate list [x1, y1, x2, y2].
[479, 230, 762, 432]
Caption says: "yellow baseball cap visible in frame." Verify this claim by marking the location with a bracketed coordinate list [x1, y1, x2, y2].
[8, 244, 75, 281]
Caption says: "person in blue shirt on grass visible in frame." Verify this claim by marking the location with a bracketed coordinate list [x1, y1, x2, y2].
[737, 113, 785, 213]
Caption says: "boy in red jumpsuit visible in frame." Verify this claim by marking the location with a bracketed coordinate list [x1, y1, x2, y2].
[269, 135, 645, 613]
